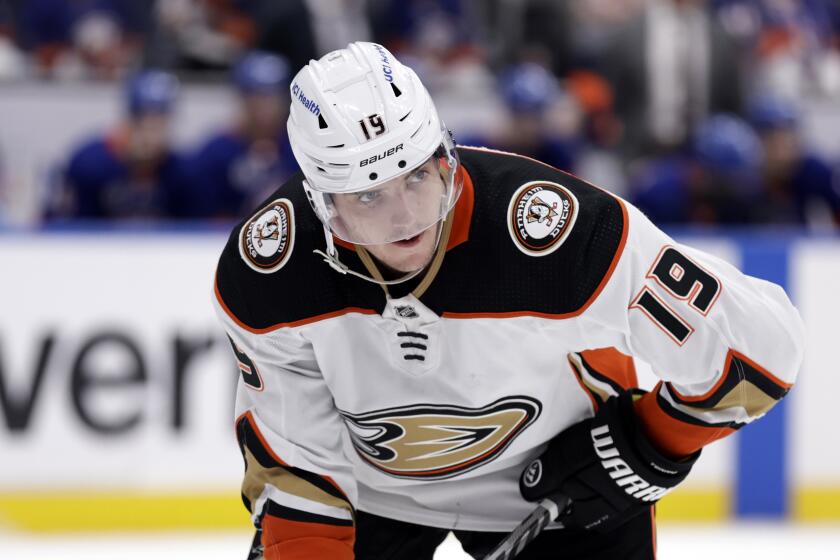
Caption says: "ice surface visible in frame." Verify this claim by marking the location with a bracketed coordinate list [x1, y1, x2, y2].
[1, 523, 838, 559]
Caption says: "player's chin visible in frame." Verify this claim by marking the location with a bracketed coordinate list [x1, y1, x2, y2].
[385, 229, 437, 272]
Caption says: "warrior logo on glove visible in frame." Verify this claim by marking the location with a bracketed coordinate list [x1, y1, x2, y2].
[591, 424, 674, 502]
[520, 393, 698, 532]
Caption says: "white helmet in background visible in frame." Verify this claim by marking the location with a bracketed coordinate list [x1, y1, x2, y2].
[287, 42, 462, 250]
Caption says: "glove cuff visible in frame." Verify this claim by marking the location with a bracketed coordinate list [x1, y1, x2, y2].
[616, 393, 699, 485]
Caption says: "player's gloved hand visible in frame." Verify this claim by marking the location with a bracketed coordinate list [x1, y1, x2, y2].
[519, 392, 699, 532]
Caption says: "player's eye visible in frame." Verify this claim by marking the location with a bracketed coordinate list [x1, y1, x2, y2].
[406, 168, 430, 184]
[355, 189, 382, 205]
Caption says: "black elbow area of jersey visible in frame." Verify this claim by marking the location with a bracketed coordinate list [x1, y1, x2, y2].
[519, 393, 699, 532]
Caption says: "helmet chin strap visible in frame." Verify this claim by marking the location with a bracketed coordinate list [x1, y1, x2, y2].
[313, 222, 444, 286]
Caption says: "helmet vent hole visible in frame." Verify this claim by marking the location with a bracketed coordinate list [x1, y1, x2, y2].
[369, 172, 378, 180]
[390, 82, 403, 97]
[327, 144, 345, 148]
[318, 114, 329, 129]
[398, 160, 406, 168]
[398, 110, 411, 122]
[317, 166, 326, 172]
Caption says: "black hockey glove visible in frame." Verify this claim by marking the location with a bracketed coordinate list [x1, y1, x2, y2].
[519, 392, 699, 533]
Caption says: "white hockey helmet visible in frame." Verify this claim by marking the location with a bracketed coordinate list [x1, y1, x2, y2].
[287, 42, 462, 246]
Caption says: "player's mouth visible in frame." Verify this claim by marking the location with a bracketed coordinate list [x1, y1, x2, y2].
[392, 232, 423, 247]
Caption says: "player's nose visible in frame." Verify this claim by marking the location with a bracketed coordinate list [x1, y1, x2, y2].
[388, 187, 416, 229]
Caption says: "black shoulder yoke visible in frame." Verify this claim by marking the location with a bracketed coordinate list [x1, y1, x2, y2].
[214, 172, 385, 331]
[418, 147, 628, 317]
[215, 149, 629, 330]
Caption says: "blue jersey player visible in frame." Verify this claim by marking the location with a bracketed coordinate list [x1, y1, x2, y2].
[187, 51, 297, 219]
[49, 70, 190, 221]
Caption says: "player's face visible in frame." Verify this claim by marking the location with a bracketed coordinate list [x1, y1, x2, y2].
[331, 160, 446, 272]
[363, 224, 439, 273]
[130, 113, 170, 162]
[242, 93, 286, 138]
[761, 129, 799, 175]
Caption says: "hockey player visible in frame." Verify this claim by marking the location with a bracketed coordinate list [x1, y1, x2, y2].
[747, 95, 840, 226]
[187, 51, 298, 219]
[47, 70, 190, 220]
[497, 62, 580, 174]
[630, 114, 763, 225]
[213, 42, 805, 559]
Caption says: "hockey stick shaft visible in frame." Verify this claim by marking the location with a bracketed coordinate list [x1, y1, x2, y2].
[247, 497, 571, 560]
[481, 496, 571, 560]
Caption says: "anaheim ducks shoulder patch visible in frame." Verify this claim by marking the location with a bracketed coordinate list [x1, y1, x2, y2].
[341, 396, 541, 480]
[239, 198, 295, 273]
[508, 181, 578, 256]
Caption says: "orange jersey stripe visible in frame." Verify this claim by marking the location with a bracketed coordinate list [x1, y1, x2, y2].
[634, 389, 735, 458]
[262, 515, 354, 560]
[579, 348, 638, 391]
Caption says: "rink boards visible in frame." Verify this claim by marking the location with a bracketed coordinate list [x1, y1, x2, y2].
[0, 230, 836, 530]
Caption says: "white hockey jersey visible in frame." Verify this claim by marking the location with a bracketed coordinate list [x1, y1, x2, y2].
[213, 147, 805, 548]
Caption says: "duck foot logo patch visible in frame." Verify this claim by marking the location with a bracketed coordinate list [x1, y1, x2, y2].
[239, 198, 295, 273]
[508, 181, 578, 256]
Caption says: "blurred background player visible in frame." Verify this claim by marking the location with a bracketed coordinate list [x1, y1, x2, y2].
[630, 113, 763, 224]
[144, 0, 257, 72]
[14, 0, 146, 80]
[44, 69, 190, 221]
[746, 94, 840, 226]
[604, 0, 744, 158]
[186, 50, 296, 219]
[494, 61, 582, 172]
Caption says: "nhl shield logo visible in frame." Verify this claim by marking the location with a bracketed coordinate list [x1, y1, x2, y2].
[394, 305, 419, 319]
[508, 181, 578, 256]
[239, 198, 295, 273]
